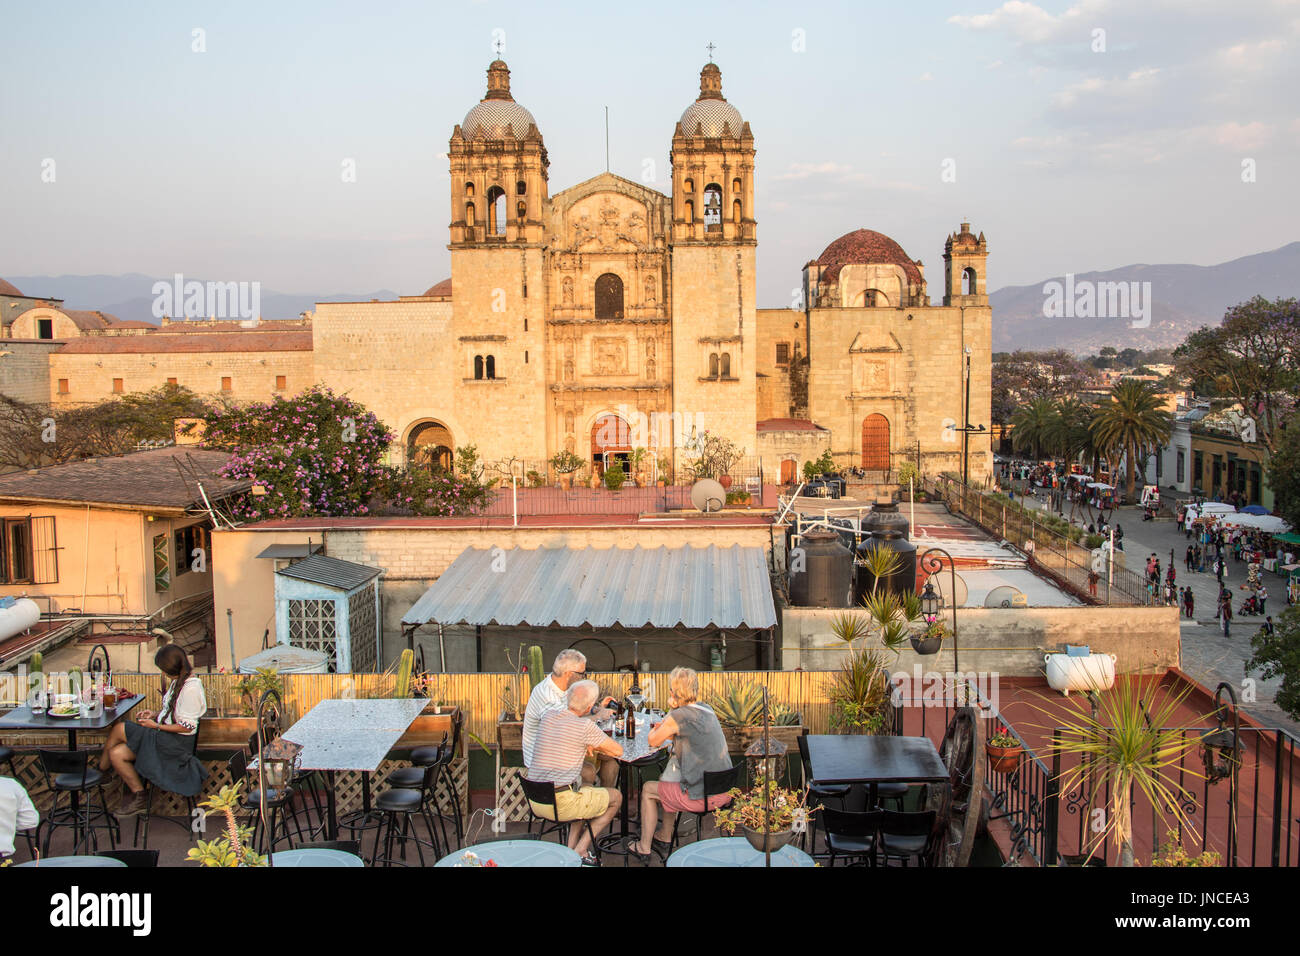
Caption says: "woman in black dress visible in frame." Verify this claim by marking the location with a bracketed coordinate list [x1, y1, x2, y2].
[98, 645, 208, 816]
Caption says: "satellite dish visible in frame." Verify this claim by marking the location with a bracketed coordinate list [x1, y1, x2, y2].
[984, 585, 1027, 609]
[932, 572, 968, 608]
[691, 479, 726, 514]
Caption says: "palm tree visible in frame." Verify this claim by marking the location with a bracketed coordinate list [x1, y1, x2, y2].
[1046, 397, 1096, 465]
[1090, 380, 1173, 500]
[1010, 398, 1059, 460]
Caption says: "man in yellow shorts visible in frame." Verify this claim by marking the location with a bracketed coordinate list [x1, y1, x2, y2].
[526, 680, 623, 864]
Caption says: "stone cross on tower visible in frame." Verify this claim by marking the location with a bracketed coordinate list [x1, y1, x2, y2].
[706, 42, 716, 62]
[494, 38, 503, 55]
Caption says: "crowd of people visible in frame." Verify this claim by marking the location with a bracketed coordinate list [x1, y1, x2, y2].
[521, 649, 733, 866]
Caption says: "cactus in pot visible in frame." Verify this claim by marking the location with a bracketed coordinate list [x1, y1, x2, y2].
[526, 645, 545, 691]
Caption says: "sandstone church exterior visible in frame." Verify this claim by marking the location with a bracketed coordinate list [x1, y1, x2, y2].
[3, 60, 991, 485]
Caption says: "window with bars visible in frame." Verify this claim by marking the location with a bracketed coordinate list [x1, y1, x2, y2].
[153, 534, 170, 592]
[288, 599, 338, 670]
[775, 342, 790, 366]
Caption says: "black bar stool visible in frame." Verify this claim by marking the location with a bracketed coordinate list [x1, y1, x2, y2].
[227, 750, 297, 854]
[370, 763, 442, 867]
[37, 749, 118, 855]
[134, 719, 201, 849]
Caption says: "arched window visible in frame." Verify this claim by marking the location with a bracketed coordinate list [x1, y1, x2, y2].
[474, 355, 484, 379]
[732, 200, 742, 224]
[485, 355, 496, 379]
[594, 273, 624, 320]
[516, 200, 527, 221]
[465, 182, 475, 198]
[407, 420, 455, 472]
[486, 185, 506, 236]
[719, 353, 731, 377]
[516, 180, 527, 196]
[709, 353, 719, 379]
[732, 178, 742, 193]
[684, 178, 694, 193]
[466, 202, 476, 226]
[703, 183, 723, 229]
[684, 199, 695, 222]
[962, 267, 977, 295]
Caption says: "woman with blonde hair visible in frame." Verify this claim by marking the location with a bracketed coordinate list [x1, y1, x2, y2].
[628, 666, 732, 862]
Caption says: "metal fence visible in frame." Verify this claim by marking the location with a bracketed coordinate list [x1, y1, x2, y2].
[927, 476, 1151, 605]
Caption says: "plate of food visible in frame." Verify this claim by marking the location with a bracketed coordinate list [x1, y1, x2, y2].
[48, 704, 82, 719]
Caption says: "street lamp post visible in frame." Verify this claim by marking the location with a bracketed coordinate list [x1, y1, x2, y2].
[952, 351, 987, 488]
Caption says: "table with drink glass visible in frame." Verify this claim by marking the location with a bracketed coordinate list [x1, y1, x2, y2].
[597, 706, 671, 862]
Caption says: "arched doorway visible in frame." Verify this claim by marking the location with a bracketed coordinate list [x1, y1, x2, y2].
[780, 458, 797, 484]
[407, 420, 454, 472]
[591, 414, 632, 474]
[594, 274, 624, 320]
[861, 414, 890, 471]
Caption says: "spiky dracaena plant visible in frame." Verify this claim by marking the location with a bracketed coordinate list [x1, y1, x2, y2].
[186, 782, 267, 867]
[1038, 677, 1205, 867]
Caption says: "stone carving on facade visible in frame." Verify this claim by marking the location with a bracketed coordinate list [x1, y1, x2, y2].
[644, 274, 656, 306]
[592, 336, 628, 375]
[562, 276, 574, 305]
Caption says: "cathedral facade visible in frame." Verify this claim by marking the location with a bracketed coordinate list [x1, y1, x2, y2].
[6, 59, 991, 486]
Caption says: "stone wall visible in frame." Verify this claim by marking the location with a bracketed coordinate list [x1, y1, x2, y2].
[756, 426, 831, 483]
[0, 341, 61, 404]
[781, 604, 1180, 676]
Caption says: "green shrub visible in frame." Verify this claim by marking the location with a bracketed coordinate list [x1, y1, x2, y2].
[603, 464, 626, 490]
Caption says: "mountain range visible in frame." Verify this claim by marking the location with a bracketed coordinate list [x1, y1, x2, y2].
[11, 240, 1299, 355]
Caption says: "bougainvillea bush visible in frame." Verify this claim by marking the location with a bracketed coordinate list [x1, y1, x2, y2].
[202, 386, 492, 520]
[202, 387, 394, 521]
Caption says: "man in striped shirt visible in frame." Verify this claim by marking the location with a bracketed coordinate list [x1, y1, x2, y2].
[526, 680, 623, 863]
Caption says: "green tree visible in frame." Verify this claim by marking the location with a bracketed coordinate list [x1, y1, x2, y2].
[1090, 379, 1173, 499]
[1247, 606, 1300, 722]
[1045, 397, 1098, 465]
[1174, 296, 1300, 453]
[1010, 398, 1059, 460]
[1266, 412, 1300, 531]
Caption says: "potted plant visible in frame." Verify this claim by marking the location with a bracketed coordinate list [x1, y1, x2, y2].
[550, 450, 582, 490]
[985, 723, 1024, 774]
[707, 681, 803, 752]
[911, 620, 948, 656]
[630, 447, 648, 487]
[657, 456, 673, 487]
[713, 779, 817, 853]
[186, 782, 268, 867]
[603, 463, 626, 491]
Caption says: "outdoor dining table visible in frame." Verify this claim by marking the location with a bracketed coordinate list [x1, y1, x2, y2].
[600, 711, 671, 861]
[269, 847, 365, 867]
[434, 839, 582, 867]
[805, 734, 949, 806]
[665, 838, 815, 868]
[255, 698, 429, 842]
[15, 855, 126, 868]
[1, 694, 146, 823]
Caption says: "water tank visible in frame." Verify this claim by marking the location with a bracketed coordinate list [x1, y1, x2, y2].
[238, 645, 331, 674]
[862, 498, 911, 541]
[790, 529, 854, 607]
[0, 598, 40, 641]
[854, 530, 917, 604]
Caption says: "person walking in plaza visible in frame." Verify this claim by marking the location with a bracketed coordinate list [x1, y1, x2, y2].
[1218, 591, 1233, 636]
[1262, 615, 1275, 636]
[1183, 586, 1195, 619]
[1088, 569, 1099, 598]
[1185, 545, 1194, 573]
[1258, 583, 1268, 615]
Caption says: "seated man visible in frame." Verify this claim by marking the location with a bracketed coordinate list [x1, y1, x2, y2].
[526, 680, 623, 865]
[522, 649, 618, 788]
[0, 775, 39, 860]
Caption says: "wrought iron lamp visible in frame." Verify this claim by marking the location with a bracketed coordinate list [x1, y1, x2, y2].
[1200, 681, 1242, 865]
[255, 688, 299, 867]
[917, 547, 960, 674]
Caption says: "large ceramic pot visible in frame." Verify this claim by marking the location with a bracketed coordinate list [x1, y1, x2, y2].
[742, 825, 795, 853]
[719, 475, 733, 490]
[986, 743, 1024, 774]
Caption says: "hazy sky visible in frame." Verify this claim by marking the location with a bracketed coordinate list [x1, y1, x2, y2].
[2, 0, 1297, 308]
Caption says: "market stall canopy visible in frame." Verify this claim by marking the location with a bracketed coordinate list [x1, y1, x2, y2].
[1199, 503, 1238, 515]
[402, 544, 777, 631]
[1240, 505, 1270, 516]
[1224, 513, 1292, 533]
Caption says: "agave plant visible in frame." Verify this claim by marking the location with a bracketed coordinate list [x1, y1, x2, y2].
[1037, 677, 1206, 866]
[827, 646, 893, 735]
[708, 681, 767, 728]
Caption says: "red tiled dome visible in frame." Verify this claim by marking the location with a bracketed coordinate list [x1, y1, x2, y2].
[423, 278, 452, 298]
[0, 278, 23, 296]
[816, 229, 922, 285]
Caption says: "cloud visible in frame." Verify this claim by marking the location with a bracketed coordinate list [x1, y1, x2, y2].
[947, 0, 1107, 44]
[1211, 121, 1274, 151]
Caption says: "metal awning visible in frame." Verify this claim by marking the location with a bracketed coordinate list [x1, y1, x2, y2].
[256, 543, 323, 560]
[401, 544, 777, 631]
[275, 553, 382, 591]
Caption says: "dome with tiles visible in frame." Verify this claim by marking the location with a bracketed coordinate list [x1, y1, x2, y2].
[678, 63, 745, 137]
[460, 60, 540, 140]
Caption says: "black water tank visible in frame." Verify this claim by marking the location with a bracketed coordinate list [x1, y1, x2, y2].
[861, 498, 911, 541]
[789, 529, 854, 607]
[854, 529, 917, 604]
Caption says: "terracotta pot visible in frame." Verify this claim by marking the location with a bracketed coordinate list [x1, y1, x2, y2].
[986, 743, 1024, 774]
[719, 475, 733, 489]
[558, 473, 572, 490]
[742, 825, 795, 854]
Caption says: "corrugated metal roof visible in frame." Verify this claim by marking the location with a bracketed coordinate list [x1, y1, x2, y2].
[401, 545, 776, 630]
[256, 543, 323, 560]
[276, 553, 382, 591]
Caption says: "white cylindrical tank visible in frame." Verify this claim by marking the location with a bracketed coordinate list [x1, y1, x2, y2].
[0, 598, 40, 641]
[1045, 652, 1117, 696]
